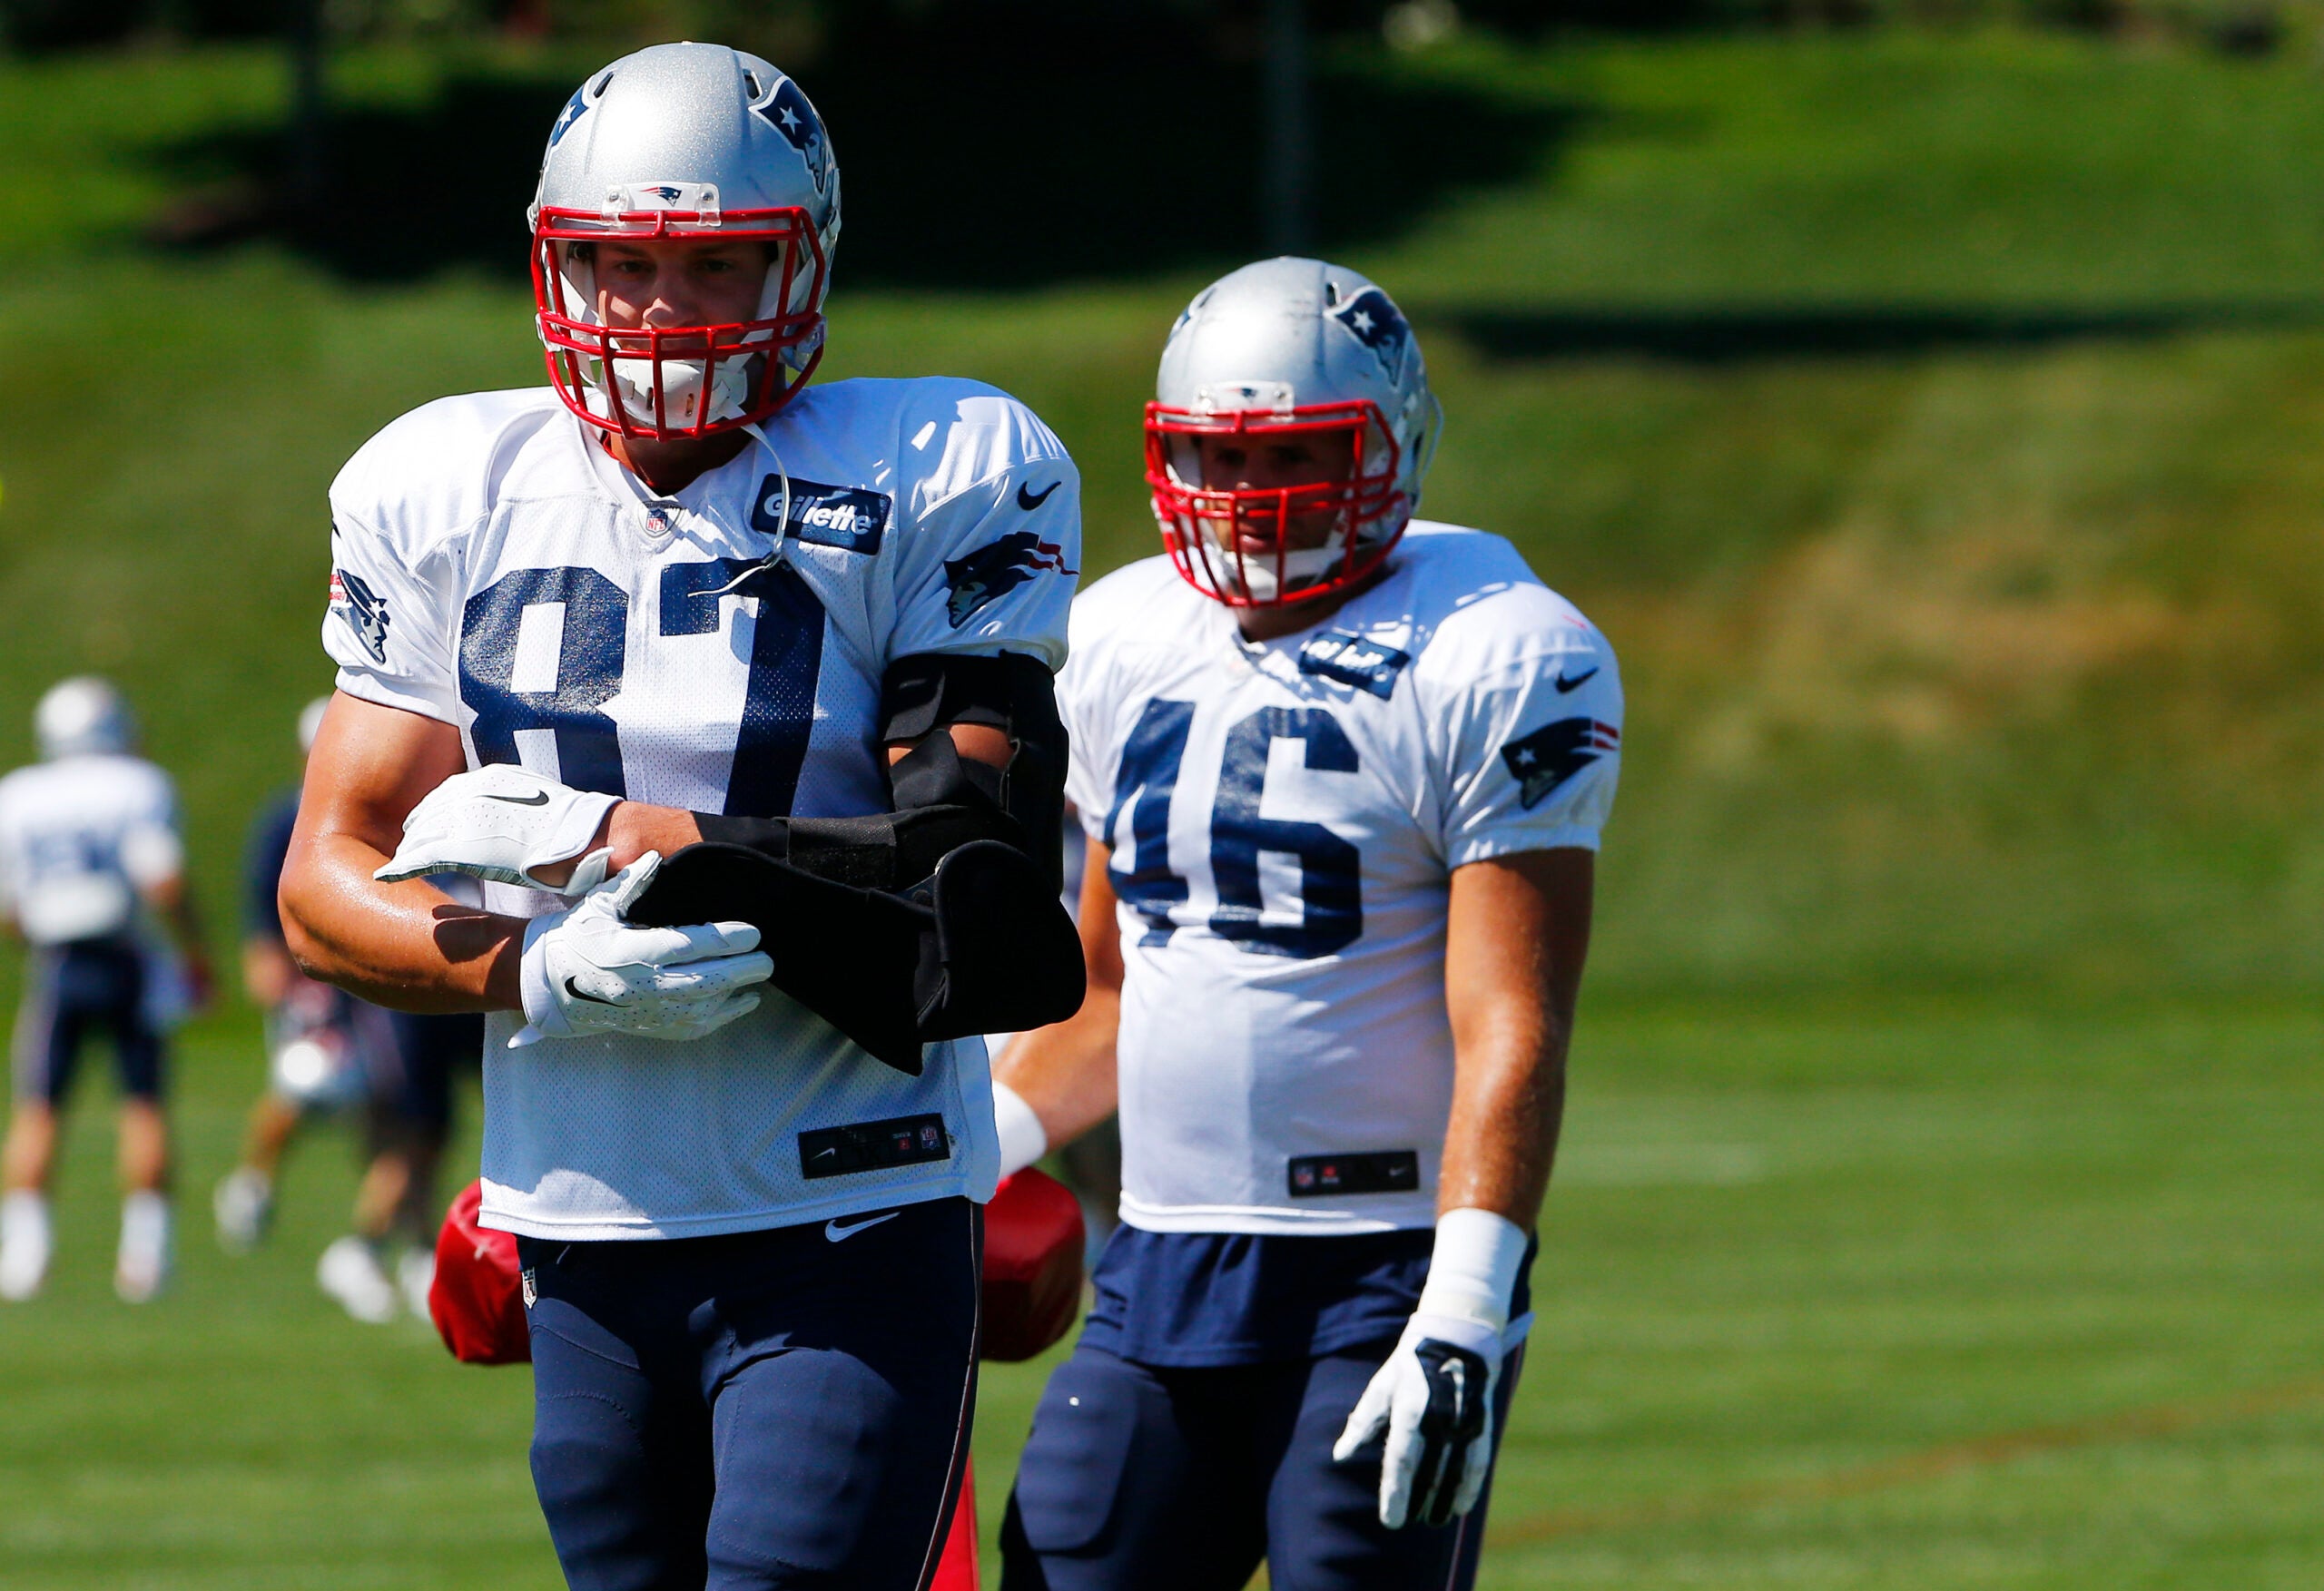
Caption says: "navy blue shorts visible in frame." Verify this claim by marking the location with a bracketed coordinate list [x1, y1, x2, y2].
[1000, 1338, 1522, 1591]
[1001, 1227, 1534, 1591]
[11, 939, 162, 1105]
[517, 1196, 980, 1590]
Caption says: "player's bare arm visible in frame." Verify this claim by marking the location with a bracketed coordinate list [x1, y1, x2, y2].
[1439, 847, 1594, 1227]
[991, 836, 1127, 1168]
[279, 693, 518, 1011]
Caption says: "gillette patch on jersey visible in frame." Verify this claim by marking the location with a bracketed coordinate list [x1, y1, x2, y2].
[1286, 1150, 1421, 1198]
[1297, 631, 1413, 700]
[753, 475, 891, 555]
[799, 1113, 952, 1179]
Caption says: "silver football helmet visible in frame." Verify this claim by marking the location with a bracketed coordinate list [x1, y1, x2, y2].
[1147, 257, 1443, 607]
[35, 677, 133, 761]
[529, 42, 842, 439]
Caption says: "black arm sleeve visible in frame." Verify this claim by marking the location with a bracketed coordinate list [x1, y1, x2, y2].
[634, 652, 1080, 1074]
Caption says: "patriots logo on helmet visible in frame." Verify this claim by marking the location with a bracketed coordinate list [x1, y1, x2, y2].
[1331, 288, 1413, 382]
[548, 85, 592, 146]
[943, 533, 1076, 628]
[330, 567, 391, 664]
[645, 183, 684, 202]
[1499, 717, 1620, 810]
[756, 78, 832, 196]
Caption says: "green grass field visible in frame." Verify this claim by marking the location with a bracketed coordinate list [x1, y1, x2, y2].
[0, 21, 2320, 1588]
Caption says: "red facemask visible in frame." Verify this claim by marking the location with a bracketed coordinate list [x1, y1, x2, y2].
[532, 201, 829, 441]
[1144, 399, 1408, 609]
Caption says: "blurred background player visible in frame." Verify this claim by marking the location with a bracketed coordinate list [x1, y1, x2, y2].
[0, 678, 211, 1304]
[215, 697, 483, 1322]
[993, 259, 1620, 1589]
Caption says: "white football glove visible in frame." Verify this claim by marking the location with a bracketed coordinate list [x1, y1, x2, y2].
[1333, 1311, 1504, 1529]
[376, 765, 620, 896]
[511, 854, 772, 1048]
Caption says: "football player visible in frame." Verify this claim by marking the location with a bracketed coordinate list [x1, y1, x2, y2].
[276, 43, 1081, 1588]
[986, 258, 1623, 1589]
[0, 677, 212, 1303]
[215, 699, 483, 1325]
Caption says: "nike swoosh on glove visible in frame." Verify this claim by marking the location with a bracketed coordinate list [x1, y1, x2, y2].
[511, 854, 773, 1048]
[1332, 1311, 1504, 1529]
[374, 765, 620, 896]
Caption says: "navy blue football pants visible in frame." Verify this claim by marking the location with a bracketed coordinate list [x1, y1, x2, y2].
[999, 1336, 1523, 1591]
[518, 1197, 980, 1591]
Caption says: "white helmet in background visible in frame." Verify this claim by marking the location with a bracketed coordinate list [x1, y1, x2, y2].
[1147, 257, 1443, 608]
[297, 697, 330, 756]
[35, 677, 133, 761]
[529, 41, 842, 440]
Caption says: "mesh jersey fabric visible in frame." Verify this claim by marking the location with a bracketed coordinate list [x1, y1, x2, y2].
[1059, 525, 1621, 1236]
[322, 378, 1081, 1240]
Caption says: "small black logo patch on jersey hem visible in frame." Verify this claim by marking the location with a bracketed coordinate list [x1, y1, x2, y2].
[753, 475, 892, 555]
[1500, 717, 1620, 810]
[1297, 630, 1413, 700]
[1288, 1150, 1422, 1198]
[799, 1114, 951, 1179]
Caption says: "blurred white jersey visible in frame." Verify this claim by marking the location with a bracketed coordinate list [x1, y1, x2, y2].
[0, 754, 182, 947]
[325, 379, 1080, 1241]
[1061, 525, 1621, 1236]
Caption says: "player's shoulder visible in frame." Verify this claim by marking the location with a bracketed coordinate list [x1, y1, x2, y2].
[1397, 521, 1613, 679]
[330, 388, 566, 549]
[795, 377, 1072, 508]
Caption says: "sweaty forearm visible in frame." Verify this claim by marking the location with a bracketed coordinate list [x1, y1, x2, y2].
[1437, 1002, 1568, 1228]
[994, 982, 1122, 1152]
[281, 830, 526, 1013]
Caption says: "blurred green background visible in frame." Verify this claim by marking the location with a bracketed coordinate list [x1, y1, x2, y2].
[1, 3, 2322, 1586]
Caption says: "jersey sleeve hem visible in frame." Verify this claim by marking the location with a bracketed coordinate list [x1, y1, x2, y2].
[1446, 828, 1603, 868]
[331, 667, 461, 727]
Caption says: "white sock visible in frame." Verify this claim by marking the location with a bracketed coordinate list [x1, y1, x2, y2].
[119, 1191, 171, 1270]
[1, 1191, 53, 1299]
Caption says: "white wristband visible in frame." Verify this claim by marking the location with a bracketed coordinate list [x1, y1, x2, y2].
[1416, 1207, 1530, 1333]
[990, 1081, 1049, 1180]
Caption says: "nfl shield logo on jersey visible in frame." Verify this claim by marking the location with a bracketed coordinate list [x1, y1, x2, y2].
[1500, 717, 1620, 810]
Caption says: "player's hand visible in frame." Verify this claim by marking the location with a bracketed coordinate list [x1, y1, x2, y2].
[1332, 1311, 1504, 1529]
[375, 765, 620, 896]
[511, 854, 772, 1047]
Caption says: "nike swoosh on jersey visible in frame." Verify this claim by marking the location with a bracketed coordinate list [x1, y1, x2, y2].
[486, 790, 554, 805]
[1016, 480, 1061, 511]
[824, 1211, 901, 1242]
[1553, 667, 1600, 693]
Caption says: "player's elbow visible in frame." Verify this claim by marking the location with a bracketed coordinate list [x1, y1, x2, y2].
[274, 837, 340, 983]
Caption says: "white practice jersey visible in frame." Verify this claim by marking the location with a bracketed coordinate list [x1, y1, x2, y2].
[324, 378, 1080, 1241]
[0, 754, 182, 947]
[1062, 524, 1621, 1236]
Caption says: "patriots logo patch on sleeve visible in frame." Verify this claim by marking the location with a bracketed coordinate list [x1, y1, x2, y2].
[1500, 717, 1620, 810]
[943, 532, 1076, 627]
[330, 567, 390, 664]
[1297, 630, 1413, 700]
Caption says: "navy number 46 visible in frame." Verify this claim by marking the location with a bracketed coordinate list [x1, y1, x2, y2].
[1102, 702, 1361, 959]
